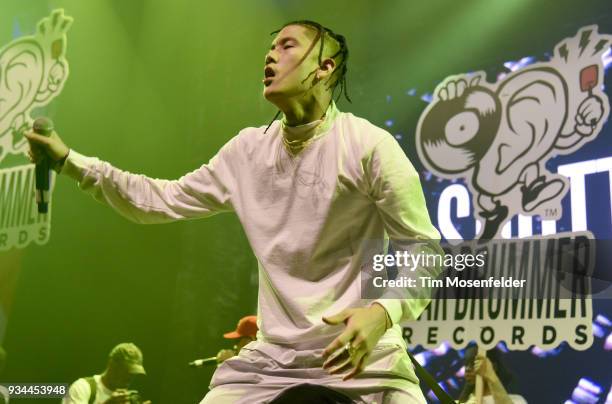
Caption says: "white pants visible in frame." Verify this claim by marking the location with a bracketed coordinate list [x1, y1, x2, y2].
[202, 384, 424, 404]
[200, 341, 426, 404]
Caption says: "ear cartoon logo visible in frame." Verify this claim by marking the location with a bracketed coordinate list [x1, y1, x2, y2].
[416, 25, 611, 239]
[0, 9, 72, 251]
[0, 9, 72, 164]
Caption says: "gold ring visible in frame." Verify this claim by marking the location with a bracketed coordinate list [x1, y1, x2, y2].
[345, 342, 356, 357]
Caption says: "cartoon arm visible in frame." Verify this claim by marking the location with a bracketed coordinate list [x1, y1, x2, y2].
[34, 9, 73, 103]
[556, 65, 605, 149]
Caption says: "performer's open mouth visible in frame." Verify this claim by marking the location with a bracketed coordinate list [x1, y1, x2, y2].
[263, 66, 276, 86]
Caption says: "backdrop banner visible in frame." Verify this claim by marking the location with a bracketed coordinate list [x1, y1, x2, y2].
[0, 9, 72, 251]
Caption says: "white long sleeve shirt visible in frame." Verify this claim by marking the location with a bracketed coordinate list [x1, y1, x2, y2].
[60, 102, 440, 350]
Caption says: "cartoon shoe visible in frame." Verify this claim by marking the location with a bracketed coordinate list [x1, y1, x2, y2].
[521, 176, 565, 212]
[478, 202, 509, 240]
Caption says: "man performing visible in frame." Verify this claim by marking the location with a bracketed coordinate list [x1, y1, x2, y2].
[26, 20, 440, 403]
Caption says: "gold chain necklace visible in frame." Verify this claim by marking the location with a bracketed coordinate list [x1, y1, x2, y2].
[281, 114, 327, 155]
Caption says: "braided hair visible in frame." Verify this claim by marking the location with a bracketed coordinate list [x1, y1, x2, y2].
[264, 20, 351, 133]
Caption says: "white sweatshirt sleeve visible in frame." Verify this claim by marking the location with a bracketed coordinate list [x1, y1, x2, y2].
[59, 136, 238, 224]
[366, 135, 442, 324]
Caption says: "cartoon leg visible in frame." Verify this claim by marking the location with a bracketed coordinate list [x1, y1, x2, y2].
[477, 195, 509, 240]
[519, 163, 565, 212]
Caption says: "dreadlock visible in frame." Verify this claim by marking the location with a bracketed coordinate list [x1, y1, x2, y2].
[264, 20, 351, 133]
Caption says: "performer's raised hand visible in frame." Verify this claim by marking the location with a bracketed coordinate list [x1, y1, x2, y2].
[321, 303, 390, 380]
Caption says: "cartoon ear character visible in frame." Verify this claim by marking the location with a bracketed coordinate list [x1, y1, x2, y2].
[417, 26, 609, 239]
[0, 9, 72, 163]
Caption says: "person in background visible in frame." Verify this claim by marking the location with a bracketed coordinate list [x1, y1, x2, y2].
[62, 342, 150, 404]
[458, 347, 527, 404]
[215, 315, 258, 365]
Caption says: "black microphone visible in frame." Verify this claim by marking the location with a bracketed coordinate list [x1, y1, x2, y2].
[33, 117, 54, 214]
[188, 356, 217, 368]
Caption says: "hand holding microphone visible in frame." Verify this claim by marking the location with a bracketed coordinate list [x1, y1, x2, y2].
[24, 118, 70, 165]
[189, 348, 238, 368]
[24, 118, 70, 213]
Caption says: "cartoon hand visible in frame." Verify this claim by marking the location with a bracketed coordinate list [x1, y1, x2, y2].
[437, 79, 468, 101]
[35, 9, 73, 47]
[437, 75, 483, 102]
[47, 61, 66, 92]
[575, 95, 603, 136]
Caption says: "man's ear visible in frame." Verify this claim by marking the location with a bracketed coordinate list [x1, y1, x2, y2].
[318, 57, 336, 80]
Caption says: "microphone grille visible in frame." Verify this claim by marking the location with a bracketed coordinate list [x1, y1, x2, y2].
[33, 117, 54, 136]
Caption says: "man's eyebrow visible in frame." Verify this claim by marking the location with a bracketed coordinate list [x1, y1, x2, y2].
[270, 36, 298, 49]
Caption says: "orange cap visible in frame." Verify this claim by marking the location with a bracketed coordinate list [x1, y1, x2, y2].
[223, 315, 258, 339]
